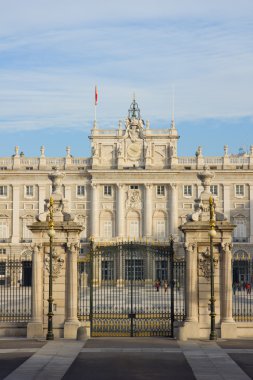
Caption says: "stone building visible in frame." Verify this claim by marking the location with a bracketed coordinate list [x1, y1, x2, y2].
[0, 98, 252, 268]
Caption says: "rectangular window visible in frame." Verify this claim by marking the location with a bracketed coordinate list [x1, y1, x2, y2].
[0, 249, 6, 254]
[155, 260, 168, 281]
[103, 221, 112, 238]
[125, 259, 144, 280]
[183, 185, 192, 197]
[234, 219, 247, 239]
[25, 185, 34, 197]
[156, 220, 165, 239]
[235, 185, 244, 197]
[102, 261, 114, 280]
[0, 222, 8, 239]
[104, 185, 112, 196]
[77, 185, 85, 196]
[210, 185, 218, 196]
[130, 185, 139, 190]
[0, 186, 7, 197]
[0, 262, 6, 275]
[129, 221, 139, 238]
[157, 185, 165, 196]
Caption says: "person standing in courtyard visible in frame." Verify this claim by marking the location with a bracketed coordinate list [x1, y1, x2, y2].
[164, 280, 168, 293]
[155, 279, 161, 292]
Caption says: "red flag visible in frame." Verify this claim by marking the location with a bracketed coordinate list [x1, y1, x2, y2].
[95, 85, 98, 105]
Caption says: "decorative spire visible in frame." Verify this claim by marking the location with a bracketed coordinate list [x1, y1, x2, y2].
[128, 94, 141, 120]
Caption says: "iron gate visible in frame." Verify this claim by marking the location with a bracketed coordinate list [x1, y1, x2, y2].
[88, 240, 185, 337]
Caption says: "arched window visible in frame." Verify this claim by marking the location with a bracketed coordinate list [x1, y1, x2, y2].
[0, 215, 9, 241]
[100, 210, 114, 239]
[153, 210, 167, 240]
[127, 210, 140, 239]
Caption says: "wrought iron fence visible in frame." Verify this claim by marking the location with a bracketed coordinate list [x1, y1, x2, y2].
[77, 257, 90, 321]
[232, 257, 253, 321]
[0, 257, 32, 322]
[77, 241, 186, 337]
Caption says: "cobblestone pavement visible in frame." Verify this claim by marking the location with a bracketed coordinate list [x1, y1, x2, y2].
[1, 337, 253, 380]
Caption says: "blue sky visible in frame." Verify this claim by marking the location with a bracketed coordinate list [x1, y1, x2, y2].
[0, 0, 252, 158]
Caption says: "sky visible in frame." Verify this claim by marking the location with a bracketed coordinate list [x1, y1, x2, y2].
[0, 0, 252, 158]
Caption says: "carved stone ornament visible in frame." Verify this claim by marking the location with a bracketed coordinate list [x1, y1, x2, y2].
[124, 118, 144, 142]
[66, 241, 80, 254]
[198, 248, 219, 278]
[221, 242, 232, 254]
[48, 166, 65, 195]
[45, 250, 64, 279]
[21, 249, 32, 260]
[185, 242, 196, 254]
[126, 189, 142, 210]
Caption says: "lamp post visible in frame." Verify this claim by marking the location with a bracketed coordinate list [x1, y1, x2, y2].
[46, 196, 55, 340]
[209, 196, 217, 340]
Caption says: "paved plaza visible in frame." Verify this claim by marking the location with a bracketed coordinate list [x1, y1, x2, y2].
[1, 337, 253, 380]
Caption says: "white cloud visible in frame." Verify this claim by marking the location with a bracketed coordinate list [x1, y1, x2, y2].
[0, 0, 252, 135]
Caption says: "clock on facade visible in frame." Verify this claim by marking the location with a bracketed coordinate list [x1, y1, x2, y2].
[127, 142, 141, 159]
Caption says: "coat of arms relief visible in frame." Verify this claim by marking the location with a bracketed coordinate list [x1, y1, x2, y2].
[126, 189, 142, 210]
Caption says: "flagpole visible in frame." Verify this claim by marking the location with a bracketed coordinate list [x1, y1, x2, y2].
[94, 85, 98, 126]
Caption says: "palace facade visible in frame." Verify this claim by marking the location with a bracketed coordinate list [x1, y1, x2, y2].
[0, 99, 252, 266]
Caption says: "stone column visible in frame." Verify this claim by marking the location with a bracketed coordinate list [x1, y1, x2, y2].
[38, 185, 46, 214]
[223, 185, 231, 221]
[144, 184, 152, 238]
[117, 184, 125, 237]
[179, 243, 199, 339]
[170, 184, 178, 236]
[27, 244, 43, 338]
[250, 185, 253, 243]
[220, 242, 237, 338]
[12, 185, 20, 243]
[91, 184, 99, 238]
[64, 242, 80, 338]
[185, 243, 198, 323]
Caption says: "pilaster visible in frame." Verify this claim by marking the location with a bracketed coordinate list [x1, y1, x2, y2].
[170, 183, 178, 237]
[39, 185, 46, 214]
[223, 185, 231, 221]
[12, 185, 20, 243]
[250, 185, 253, 243]
[116, 184, 125, 237]
[91, 183, 99, 238]
[144, 184, 152, 238]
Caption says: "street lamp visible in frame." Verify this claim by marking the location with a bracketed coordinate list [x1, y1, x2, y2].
[46, 196, 55, 340]
[209, 196, 217, 340]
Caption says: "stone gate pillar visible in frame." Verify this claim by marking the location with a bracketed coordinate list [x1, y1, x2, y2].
[27, 244, 43, 338]
[183, 242, 199, 338]
[220, 242, 237, 338]
[64, 242, 80, 338]
[179, 166, 235, 340]
[27, 167, 84, 339]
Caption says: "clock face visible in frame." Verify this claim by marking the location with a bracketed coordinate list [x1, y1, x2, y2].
[127, 142, 141, 159]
